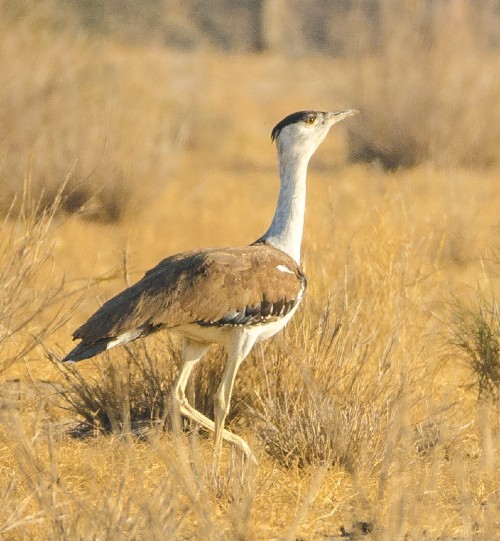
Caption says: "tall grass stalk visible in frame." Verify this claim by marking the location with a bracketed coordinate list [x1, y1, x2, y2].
[0, 175, 76, 374]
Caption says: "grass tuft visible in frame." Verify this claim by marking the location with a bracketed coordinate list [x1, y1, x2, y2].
[51, 338, 179, 437]
[449, 291, 500, 402]
[247, 289, 400, 471]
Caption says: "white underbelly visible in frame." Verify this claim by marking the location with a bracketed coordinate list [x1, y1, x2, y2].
[174, 302, 301, 346]
[174, 323, 232, 345]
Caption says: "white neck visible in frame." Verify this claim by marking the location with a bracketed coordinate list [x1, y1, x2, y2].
[262, 143, 311, 263]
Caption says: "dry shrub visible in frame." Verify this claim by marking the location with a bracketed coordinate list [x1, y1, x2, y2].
[52, 335, 230, 437]
[0, 178, 74, 374]
[449, 290, 500, 402]
[347, 0, 500, 168]
[52, 338, 179, 436]
[0, 6, 183, 221]
[244, 220, 433, 470]
[248, 298, 397, 471]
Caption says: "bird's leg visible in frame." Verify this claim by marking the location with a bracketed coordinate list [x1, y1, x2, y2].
[213, 332, 257, 471]
[171, 339, 254, 462]
[171, 339, 209, 413]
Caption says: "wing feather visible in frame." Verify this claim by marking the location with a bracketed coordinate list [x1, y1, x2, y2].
[72, 245, 306, 344]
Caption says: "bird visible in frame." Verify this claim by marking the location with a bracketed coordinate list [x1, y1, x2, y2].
[63, 109, 359, 466]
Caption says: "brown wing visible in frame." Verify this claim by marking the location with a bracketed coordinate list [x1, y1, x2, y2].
[72, 245, 306, 344]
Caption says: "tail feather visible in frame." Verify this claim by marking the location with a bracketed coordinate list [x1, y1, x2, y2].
[62, 327, 155, 363]
[62, 338, 111, 363]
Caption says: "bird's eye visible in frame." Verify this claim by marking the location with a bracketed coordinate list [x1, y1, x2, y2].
[304, 115, 316, 125]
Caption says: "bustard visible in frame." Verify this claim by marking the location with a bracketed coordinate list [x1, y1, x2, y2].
[63, 109, 358, 465]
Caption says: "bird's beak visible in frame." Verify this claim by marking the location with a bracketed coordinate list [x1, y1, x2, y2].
[326, 109, 359, 125]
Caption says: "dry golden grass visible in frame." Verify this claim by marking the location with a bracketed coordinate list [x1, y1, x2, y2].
[0, 3, 499, 540]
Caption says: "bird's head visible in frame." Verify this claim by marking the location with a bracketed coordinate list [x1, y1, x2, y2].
[271, 110, 359, 162]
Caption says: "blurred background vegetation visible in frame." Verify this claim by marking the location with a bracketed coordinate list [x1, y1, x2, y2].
[4, 0, 499, 53]
[0, 0, 499, 220]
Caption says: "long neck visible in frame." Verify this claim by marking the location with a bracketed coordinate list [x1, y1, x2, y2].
[262, 144, 311, 263]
